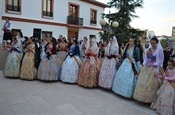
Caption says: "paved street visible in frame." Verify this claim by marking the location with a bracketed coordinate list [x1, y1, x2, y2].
[0, 71, 157, 115]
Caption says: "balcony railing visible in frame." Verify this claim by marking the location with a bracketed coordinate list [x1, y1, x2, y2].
[90, 20, 97, 25]
[43, 11, 53, 17]
[67, 16, 83, 26]
[7, 5, 20, 12]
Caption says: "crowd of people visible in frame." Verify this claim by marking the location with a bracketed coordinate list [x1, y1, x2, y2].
[2, 29, 175, 115]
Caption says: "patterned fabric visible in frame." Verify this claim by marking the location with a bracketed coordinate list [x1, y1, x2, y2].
[77, 58, 99, 88]
[112, 58, 137, 98]
[133, 66, 160, 103]
[3, 51, 22, 77]
[37, 54, 61, 81]
[112, 47, 139, 98]
[3, 41, 22, 77]
[60, 55, 81, 83]
[20, 43, 36, 80]
[57, 51, 67, 65]
[150, 82, 175, 115]
[40, 44, 46, 60]
[98, 57, 117, 89]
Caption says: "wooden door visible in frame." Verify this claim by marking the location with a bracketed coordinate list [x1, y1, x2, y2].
[68, 29, 78, 41]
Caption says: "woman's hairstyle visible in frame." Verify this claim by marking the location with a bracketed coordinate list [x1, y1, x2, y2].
[130, 35, 137, 45]
[84, 37, 88, 41]
[18, 31, 23, 38]
[168, 59, 175, 66]
[150, 35, 159, 43]
[73, 38, 78, 44]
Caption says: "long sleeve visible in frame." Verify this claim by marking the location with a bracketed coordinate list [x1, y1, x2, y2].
[165, 74, 175, 81]
[133, 47, 140, 62]
[72, 45, 80, 56]
[6, 23, 12, 31]
[153, 48, 164, 66]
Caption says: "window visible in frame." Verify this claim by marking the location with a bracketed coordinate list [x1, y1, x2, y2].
[42, 31, 52, 39]
[67, 3, 83, 25]
[42, 0, 53, 17]
[69, 5, 78, 17]
[90, 9, 97, 25]
[6, 0, 21, 13]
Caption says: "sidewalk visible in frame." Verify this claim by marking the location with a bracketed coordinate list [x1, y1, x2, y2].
[0, 71, 157, 115]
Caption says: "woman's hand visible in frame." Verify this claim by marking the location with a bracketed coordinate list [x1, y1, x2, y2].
[146, 63, 153, 67]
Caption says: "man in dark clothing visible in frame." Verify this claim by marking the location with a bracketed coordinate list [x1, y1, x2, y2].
[163, 47, 172, 70]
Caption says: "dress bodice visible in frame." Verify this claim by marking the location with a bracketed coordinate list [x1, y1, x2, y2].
[147, 49, 156, 64]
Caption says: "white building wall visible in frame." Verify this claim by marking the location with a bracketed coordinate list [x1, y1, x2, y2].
[2, 0, 104, 28]
[1, 0, 105, 42]
[79, 29, 102, 42]
[1, 20, 67, 39]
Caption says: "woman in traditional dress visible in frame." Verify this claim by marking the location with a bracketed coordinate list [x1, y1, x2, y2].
[150, 60, 175, 115]
[40, 39, 47, 60]
[20, 37, 38, 80]
[57, 38, 68, 65]
[3, 37, 23, 77]
[60, 38, 81, 83]
[37, 37, 61, 81]
[98, 36, 119, 89]
[80, 37, 89, 61]
[134, 36, 164, 103]
[78, 38, 99, 88]
[112, 37, 140, 98]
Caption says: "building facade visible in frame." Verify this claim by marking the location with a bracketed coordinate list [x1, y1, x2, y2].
[0, 0, 106, 43]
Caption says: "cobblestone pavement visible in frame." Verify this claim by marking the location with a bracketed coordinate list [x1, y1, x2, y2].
[0, 71, 157, 115]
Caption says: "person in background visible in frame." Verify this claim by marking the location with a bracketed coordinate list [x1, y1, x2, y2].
[80, 37, 89, 61]
[20, 37, 38, 80]
[57, 37, 68, 65]
[134, 36, 164, 103]
[112, 36, 140, 98]
[60, 38, 81, 83]
[150, 59, 175, 115]
[2, 17, 12, 45]
[78, 38, 99, 88]
[163, 46, 172, 70]
[37, 37, 61, 81]
[3, 37, 23, 78]
[98, 36, 119, 89]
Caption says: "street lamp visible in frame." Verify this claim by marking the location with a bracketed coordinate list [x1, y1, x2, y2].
[99, 11, 119, 41]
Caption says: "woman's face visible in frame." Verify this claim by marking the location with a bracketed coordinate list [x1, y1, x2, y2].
[150, 40, 157, 49]
[104, 41, 107, 46]
[84, 37, 87, 42]
[168, 62, 173, 69]
[28, 38, 32, 43]
[129, 38, 134, 46]
[70, 39, 74, 44]
[46, 37, 51, 43]
[109, 38, 113, 44]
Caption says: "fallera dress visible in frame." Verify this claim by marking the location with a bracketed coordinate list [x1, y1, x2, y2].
[3, 41, 23, 77]
[134, 47, 164, 103]
[37, 43, 61, 81]
[20, 43, 36, 80]
[60, 44, 81, 83]
[112, 46, 140, 98]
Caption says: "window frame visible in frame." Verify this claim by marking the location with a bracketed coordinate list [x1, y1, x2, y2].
[68, 2, 80, 17]
[90, 8, 97, 25]
[42, 0, 54, 19]
[42, 31, 52, 39]
[6, 0, 21, 14]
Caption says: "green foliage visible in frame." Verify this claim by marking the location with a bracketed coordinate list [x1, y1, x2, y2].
[100, 0, 144, 42]
[160, 38, 167, 48]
